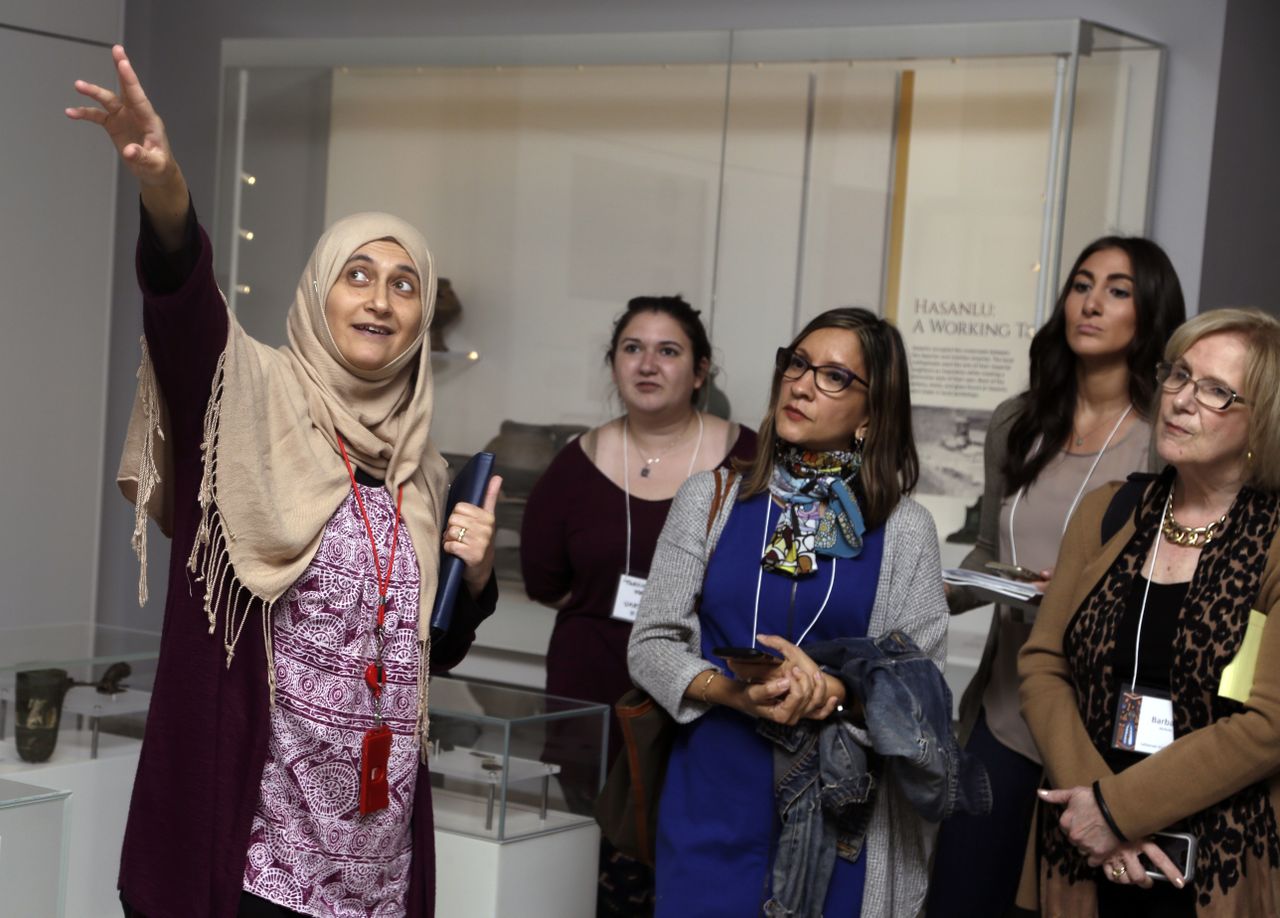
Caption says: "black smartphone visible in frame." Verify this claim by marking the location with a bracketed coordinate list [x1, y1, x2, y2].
[1140, 831, 1197, 883]
[712, 646, 784, 666]
[984, 561, 1042, 582]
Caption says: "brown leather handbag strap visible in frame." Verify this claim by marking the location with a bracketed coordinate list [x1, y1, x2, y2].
[706, 468, 737, 537]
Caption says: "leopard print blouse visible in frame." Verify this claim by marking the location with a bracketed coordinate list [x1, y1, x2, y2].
[1041, 471, 1280, 910]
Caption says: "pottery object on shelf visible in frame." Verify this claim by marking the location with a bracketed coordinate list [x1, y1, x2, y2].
[483, 420, 587, 498]
[431, 277, 463, 352]
[15, 668, 75, 763]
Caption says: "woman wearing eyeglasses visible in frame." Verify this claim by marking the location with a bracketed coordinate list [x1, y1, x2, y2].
[1017, 308, 1280, 915]
[628, 308, 964, 917]
[928, 237, 1185, 917]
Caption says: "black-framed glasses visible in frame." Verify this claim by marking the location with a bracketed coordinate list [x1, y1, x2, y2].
[775, 347, 868, 394]
[1155, 361, 1247, 410]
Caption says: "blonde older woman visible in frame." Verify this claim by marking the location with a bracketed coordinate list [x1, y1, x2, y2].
[1019, 308, 1280, 916]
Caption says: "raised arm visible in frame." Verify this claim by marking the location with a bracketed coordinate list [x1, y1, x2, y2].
[66, 44, 188, 249]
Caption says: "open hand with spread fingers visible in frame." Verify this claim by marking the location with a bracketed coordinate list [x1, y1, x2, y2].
[66, 44, 179, 188]
[68, 44, 189, 245]
[444, 475, 503, 597]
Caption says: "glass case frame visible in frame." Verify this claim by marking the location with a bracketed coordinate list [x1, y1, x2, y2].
[210, 20, 1165, 565]
[427, 675, 609, 843]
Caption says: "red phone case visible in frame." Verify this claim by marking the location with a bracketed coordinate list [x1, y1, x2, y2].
[359, 724, 393, 815]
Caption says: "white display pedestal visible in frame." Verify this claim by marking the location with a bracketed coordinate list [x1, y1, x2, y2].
[434, 789, 599, 918]
[0, 777, 71, 918]
[0, 729, 142, 918]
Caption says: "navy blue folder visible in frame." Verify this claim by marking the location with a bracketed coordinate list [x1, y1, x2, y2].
[430, 451, 496, 638]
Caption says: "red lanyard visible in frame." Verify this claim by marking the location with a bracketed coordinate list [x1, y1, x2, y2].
[337, 435, 403, 716]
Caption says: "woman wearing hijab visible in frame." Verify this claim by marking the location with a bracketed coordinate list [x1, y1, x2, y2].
[69, 46, 500, 918]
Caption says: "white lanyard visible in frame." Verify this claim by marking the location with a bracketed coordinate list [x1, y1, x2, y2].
[750, 498, 837, 646]
[1130, 487, 1173, 690]
[1008, 405, 1132, 567]
[621, 413, 704, 575]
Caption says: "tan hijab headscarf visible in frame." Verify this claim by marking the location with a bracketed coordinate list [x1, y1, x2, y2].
[119, 212, 448, 743]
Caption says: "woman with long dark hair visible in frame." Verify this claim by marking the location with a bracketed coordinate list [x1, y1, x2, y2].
[928, 237, 1186, 916]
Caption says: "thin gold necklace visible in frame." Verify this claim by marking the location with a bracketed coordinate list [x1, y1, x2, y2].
[1072, 403, 1130, 448]
[1161, 482, 1230, 547]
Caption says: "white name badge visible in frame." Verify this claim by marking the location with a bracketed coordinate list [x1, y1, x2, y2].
[1111, 689, 1174, 755]
[610, 573, 647, 623]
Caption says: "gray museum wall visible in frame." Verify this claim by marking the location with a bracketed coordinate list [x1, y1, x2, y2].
[1198, 0, 1280, 314]
[0, 7, 122, 657]
[92, 0, 1257, 640]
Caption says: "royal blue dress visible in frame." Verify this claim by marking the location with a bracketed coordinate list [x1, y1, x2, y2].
[654, 491, 881, 917]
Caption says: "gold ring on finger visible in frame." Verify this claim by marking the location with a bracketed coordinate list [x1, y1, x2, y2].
[1111, 863, 1127, 880]
[456, 526, 467, 543]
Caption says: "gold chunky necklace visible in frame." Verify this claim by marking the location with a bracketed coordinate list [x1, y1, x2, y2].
[1161, 483, 1230, 547]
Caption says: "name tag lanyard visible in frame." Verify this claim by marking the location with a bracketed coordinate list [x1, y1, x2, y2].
[1110, 488, 1178, 755]
[1130, 488, 1174, 693]
[615, 416, 705, 620]
[750, 498, 837, 647]
[1007, 405, 1132, 567]
[337, 434, 404, 815]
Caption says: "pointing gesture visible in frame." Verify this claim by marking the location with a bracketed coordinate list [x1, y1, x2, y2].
[68, 45, 188, 245]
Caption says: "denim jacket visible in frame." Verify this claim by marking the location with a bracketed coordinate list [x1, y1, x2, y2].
[758, 631, 991, 918]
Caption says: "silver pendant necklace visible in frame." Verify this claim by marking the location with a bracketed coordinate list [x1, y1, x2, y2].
[624, 414, 704, 478]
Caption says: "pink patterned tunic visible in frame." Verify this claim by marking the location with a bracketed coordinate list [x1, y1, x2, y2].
[244, 483, 422, 917]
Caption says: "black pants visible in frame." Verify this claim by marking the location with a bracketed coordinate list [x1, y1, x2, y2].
[926, 710, 1042, 918]
[121, 891, 306, 917]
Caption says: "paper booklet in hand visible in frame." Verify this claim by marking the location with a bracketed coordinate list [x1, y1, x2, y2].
[941, 568, 1042, 612]
[430, 451, 496, 639]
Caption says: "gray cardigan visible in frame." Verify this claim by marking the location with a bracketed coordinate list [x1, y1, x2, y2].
[627, 470, 949, 918]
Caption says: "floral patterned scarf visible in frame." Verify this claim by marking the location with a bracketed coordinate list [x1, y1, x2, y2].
[762, 442, 866, 577]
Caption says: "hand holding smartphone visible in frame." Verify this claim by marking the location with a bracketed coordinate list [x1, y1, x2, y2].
[1141, 831, 1196, 884]
[712, 646, 784, 667]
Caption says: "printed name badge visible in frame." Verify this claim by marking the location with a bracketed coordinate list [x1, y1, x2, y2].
[1111, 688, 1174, 755]
[611, 573, 647, 623]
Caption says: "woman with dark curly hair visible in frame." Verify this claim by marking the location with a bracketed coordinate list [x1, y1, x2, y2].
[521, 295, 755, 913]
[929, 237, 1186, 917]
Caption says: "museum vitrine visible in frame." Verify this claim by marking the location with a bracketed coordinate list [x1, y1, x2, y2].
[426, 675, 608, 842]
[212, 21, 1163, 554]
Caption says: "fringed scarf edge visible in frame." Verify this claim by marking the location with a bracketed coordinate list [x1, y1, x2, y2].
[129, 342, 434, 748]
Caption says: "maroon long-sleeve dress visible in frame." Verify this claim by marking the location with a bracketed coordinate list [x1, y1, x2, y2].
[116, 206, 494, 918]
[519, 428, 756, 767]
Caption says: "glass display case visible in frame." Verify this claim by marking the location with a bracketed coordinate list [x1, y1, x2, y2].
[0, 625, 158, 770]
[0, 778, 71, 917]
[427, 675, 608, 842]
[212, 20, 1164, 566]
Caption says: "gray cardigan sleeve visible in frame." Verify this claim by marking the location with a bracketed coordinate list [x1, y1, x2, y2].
[871, 496, 949, 668]
[947, 395, 1023, 614]
[627, 470, 732, 723]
